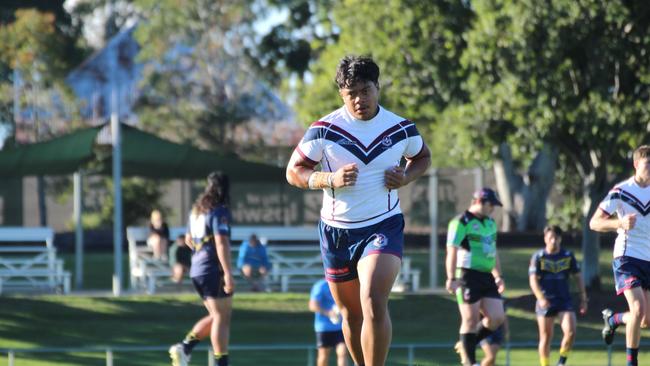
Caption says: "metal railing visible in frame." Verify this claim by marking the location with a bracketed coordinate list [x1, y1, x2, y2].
[0, 340, 623, 366]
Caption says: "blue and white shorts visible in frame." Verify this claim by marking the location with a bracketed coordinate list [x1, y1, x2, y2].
[319, 214, 404, 283]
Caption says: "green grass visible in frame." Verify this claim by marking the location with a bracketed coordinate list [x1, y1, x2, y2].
[1, 247, 644, 365]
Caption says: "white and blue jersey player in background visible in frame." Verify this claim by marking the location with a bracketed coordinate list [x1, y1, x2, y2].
[591, 145, 650, 366]
[169, 172, 234, 366]
[310, 278, 349, 366]
[286, 55, 431, 366]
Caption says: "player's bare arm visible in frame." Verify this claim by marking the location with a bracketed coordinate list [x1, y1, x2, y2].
[493, 254, 505, 293]
[589, 208, 636, 232]
[215, 234, 235, 294]
[286, 149, 359, 189]
[529, 274, 549, 309]
[385, 143, 432, 189]
[574, 273, 588, 315]
[445, 245, 460, 294]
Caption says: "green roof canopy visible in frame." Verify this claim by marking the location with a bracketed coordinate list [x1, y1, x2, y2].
[0, 123, 285, 182]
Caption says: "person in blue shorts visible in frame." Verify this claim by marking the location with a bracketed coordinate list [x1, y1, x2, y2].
[455, 303, 508, 366]
[237, 234, 271, 291]
[591, 145, 650, 366]
[286, 55, 431, 365]
[169, 172, 234, 366]
[529, 226, 588, 366]
[310, 278, 348, 366]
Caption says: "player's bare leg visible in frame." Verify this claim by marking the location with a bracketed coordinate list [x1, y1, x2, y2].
[623, 287, 645, 349]
[357, 253, 401, 366]
[536, 315, 554, 366]
[479, 298, 505, 331]
[458, 301, 481, 365]
[329, 279, 364, 365]
[336, 342, 348, 366]
[317, 347, 331, 366]
[204, 297, 232, 364]
[480, 343, 499, 366]
[558, 311, 576, 365]
[192, 315, 212, 339]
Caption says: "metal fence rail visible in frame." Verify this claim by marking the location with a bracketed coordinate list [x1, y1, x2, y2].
[0, 340, 624, 366]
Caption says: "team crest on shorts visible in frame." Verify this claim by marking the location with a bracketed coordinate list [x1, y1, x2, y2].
[372, 233, 388, 248]
[463, 288, 471, 301]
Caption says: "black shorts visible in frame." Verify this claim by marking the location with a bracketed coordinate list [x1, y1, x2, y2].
[535, 299, 574, 317]
[456, 268, 501, 304]
[316, 330, 345, 348]
[191, 273, 232, 299]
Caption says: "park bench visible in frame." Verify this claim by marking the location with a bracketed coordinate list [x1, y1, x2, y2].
[127, 225, 420, 293]
[0, 227, 71, 294]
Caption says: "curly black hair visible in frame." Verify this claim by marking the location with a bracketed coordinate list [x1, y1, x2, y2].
[335, 55, 380, 89]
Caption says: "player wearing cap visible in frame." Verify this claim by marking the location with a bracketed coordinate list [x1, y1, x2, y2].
[446, 188, 506, 366]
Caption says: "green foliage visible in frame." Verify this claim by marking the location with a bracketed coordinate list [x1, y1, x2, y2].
[0, 9, 68, 84]
[81, 177, 169, 229]
[249, 0, 338, 85]
[133, 0, 270, 150]
[295, 0, 474, 166]
[451, 0, 650, 180]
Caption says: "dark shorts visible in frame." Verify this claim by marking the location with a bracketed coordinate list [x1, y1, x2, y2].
[316, 330, 345, 348]
[480, 325, 504, 346]
[191, 273, 232, 299]
[319, 214, 404, 283]
[535, 300, 574, 317]
[613, 256, 650, 295]
[456, 268, 501, 304]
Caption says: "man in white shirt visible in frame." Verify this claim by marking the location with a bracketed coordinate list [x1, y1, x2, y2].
[590, 145, 650, 366]
[286, 55, 431, 366]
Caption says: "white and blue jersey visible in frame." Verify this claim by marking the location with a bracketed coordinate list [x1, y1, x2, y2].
[310, 279, 342, 332]
[296, 105, 424, 229]
[599, 177, 650, 261]
[188, 206, 231, 278]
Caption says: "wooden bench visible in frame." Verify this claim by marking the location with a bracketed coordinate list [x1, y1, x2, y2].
[0, 227, 71, 294]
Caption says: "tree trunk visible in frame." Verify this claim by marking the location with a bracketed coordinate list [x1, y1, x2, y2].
[580, 170, 610, 290]
[493, 142, 558, 232]
[518, 145, 558, 231]
[493, 143, 522, 231]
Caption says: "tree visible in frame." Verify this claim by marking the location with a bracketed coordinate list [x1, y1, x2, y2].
[133, 0, 275, 153]
[452, 0, 650, 288]
[0, 8, 87, 226]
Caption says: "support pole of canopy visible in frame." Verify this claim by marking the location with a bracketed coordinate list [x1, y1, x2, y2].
[428, 168, 439, 290]
[111, 88, 123, 297]
[74, 171, 84, 288]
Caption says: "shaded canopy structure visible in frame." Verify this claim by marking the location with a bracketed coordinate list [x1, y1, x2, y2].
[0, 123, 287, 294]
[0, 123, 285, 181]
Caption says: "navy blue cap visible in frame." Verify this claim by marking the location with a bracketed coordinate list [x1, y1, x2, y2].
[473, 188, 503, 206]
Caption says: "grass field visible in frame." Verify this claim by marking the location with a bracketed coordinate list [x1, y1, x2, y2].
[0, 247, 645, 365]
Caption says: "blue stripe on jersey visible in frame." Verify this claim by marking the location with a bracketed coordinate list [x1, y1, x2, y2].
[609, 190, 650, 216]
[325, 129, 408, 165]
[404, 125, 419, 137]
[301, 121, 415, 165]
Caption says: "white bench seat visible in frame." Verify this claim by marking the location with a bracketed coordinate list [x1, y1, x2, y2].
[0, 227, 71, 295]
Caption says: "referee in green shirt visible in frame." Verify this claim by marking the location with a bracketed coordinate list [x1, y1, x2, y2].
[446, 188, 506, 366]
